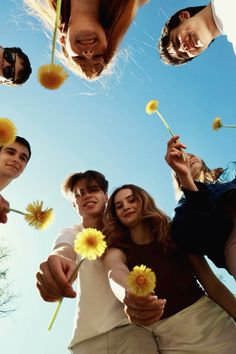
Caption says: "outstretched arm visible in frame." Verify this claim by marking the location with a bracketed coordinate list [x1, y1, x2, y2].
[165, 135, 198, 192]
[36, 243, 77, 302]
[188, 254, 236, 319]
[103, 248, 166, 326]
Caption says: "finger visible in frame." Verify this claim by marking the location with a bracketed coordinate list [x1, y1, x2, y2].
[167, 135, 180, 147]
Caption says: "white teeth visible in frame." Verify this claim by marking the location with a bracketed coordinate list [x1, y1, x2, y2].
[195, 39, 204, 48]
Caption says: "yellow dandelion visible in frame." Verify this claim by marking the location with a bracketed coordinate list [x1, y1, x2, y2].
[74, 228, 107, 260]
[24, 200, 54, 230]
[146, 100, 158, 115]
[212, 117, 236, 131]
[0, 118, 17, 146]
[38, 64, 68, 90]
[212, 117, 222, 131]
[127, 264, 156, 297]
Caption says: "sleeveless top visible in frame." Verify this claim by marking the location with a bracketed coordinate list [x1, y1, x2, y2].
[113, 238, 204, 319]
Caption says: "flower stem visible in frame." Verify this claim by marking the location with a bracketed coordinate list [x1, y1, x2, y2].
[8, 208, 25, 216]
[48, 258, 85, 331]
[51, 0, 62, 64]
[154, 110, 185, 161]
[222, 125, 236, 128]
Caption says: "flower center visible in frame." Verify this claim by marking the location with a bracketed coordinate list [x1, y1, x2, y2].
[86, 236, 97, 247]
[136, 275, 146, 286]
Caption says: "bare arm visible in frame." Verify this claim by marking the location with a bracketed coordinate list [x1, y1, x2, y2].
[188, 254, 236, 319]
[36, 243, 77, 302]
[103, 248, 166, 325]
[165, 135, 198, 191]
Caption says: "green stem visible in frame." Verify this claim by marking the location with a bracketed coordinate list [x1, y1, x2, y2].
[8, 208, 25, 216]
[222, 125, 236, 128]
[51, 0, 62, 64]
[48, 258, 85, 331]
[155, 110, 175, 137]
[155, 110, 186, 161]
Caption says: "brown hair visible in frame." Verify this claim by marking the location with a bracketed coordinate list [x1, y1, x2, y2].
[62, 170, 108, 198]
[103, 184, 173, 249]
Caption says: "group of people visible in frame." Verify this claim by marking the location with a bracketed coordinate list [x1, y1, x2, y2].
[1, 1, 236, 354]
[34, 134, 236, 354]
[2, 0, 234, 87]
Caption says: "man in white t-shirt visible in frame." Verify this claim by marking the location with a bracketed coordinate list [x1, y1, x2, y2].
[36, 170, 165, 354]
[158, 1, 235, 66]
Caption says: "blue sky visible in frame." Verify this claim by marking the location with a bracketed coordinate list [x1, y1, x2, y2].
[1, 0, 236, 353]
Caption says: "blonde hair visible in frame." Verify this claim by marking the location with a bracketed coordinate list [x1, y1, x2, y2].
[173, 153, 224, 200]
[24, 0, 142, 79]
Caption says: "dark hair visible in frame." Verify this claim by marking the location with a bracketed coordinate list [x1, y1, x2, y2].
[158, 6, 206, 66]
[10, 47, 32, 85]
[62, 170, 109, 197]
[103, 184, 172, 249]
[0, 135, 31, 161]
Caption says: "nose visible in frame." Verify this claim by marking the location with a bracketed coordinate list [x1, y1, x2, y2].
[2, 59, 11, 67]
[82, 49, 94, 59]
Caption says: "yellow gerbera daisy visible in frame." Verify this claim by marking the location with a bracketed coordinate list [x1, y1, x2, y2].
[146, 100, 158, 115]
[212, 117, 222, 131]
[0, 118, 17, 146]
[74, 228, 107, 260]
[38, 64, 68, 90]
[127, 264, 156, 297]
[24, 200, 54, 230]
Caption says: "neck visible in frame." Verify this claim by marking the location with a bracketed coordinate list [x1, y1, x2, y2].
[82, 215, 104, 230]
[129, 221, 153, 245]
[200, 3, 221, 38]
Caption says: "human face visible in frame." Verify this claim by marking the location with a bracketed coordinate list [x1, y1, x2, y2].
[62, 20, 108, 77]
[0, 47, 24, 84]
[0, 142, 30, 179]
[73, 179, 108, 219]
[167, 11, 212, 61]
[187, 154, 203, 180]
[114, 189, 142, 228]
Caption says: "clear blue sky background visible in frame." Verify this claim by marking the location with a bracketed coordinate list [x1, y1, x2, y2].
[1, 0, 235, 353]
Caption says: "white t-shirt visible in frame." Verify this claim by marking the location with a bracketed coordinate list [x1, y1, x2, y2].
[54, 224, 129, 348]
[211, 0, 236, 54]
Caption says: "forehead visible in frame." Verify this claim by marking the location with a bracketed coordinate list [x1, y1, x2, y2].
[115, 188, 133, 202]
[14, 54, 25, 81]
[74, 178, 100, 190]
[1, 142, 29, 157]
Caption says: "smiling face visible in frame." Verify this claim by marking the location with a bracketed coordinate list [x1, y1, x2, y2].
[73, 178, 108, 219]
[0, 142, 30, 180]
[167, 11, 212, 61]
[114, 188, 142, 228]
[61, 19, 108, 78]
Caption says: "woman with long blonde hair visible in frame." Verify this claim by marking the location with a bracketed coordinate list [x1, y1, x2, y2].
[24, 0, 148, 80]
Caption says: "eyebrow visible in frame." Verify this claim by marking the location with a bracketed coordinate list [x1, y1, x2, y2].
[114, 193, 134, 207]
[4, 147, 29, 161]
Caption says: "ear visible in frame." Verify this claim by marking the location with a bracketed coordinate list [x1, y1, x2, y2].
[179, 10, 191, 22]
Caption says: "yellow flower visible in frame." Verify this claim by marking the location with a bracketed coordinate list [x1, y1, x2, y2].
[24, 201, 54, 230]
[127, 264, 156, 297]
[38, 64, 68, 90]
[0, 118, 17, 146]
[146, 100, 159, 115]
[74, 228, 107, 260]
[212, 117, 223, 131]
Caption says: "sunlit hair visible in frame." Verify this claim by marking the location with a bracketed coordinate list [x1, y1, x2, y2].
[24, 0, 142, 80]
[103, 184, 172, 249]
[62, 170, 109, 199]
[158, 6, 206, 66]
[173, 153, 224, 200]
